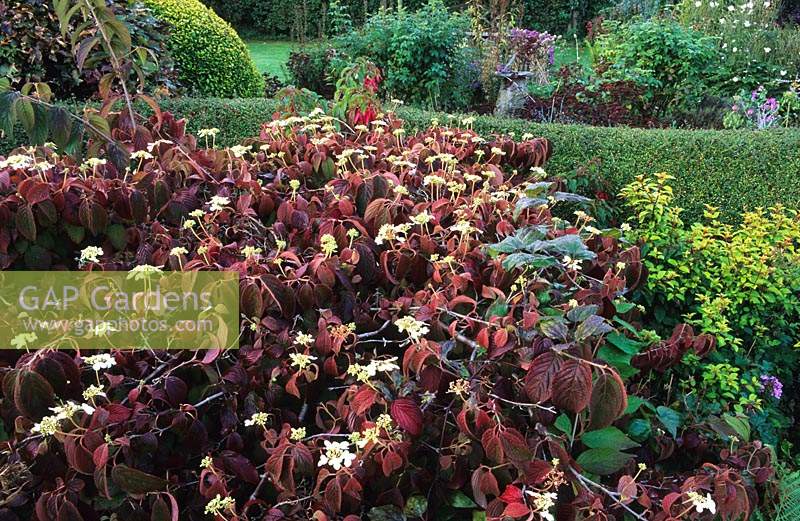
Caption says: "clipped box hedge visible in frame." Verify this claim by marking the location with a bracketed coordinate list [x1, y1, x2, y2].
[143, 0, 264, 97]
[3, 97, 799, 221]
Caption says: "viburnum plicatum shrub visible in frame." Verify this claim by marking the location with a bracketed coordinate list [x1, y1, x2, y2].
[0, 108, 776, 521]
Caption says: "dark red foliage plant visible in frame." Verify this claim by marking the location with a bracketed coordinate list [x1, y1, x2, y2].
[0, 104, 774, 521]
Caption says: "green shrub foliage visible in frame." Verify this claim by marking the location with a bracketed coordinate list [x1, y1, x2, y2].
[521, 0, 614, 35]
[143, 0, 264, 97]
[201, 0, 614, 39]
[596, 19, 721, 113]
[333, 0, 478, 110]
[202, 0, 463, 39]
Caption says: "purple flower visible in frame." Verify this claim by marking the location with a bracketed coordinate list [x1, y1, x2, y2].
[760, 375, 783, 400]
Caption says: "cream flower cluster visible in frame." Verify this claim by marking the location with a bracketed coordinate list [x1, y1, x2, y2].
[394, 316, 430, 342]
[346, 356, 400, 383]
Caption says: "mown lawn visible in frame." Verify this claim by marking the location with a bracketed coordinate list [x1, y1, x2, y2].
[553, 39, 591, 70]
[245, 40, 296, 79]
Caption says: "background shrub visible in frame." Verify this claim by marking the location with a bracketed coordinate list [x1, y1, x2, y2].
[200, 0, 616, 39]
[595, 18, 721, 114]
[201, 0, 322, 39]
[677, 0, 800, 92]
[0, 0, 179, 99]
[143, 0, 264, 97]
[332, 0, 479, 110]
[521, 0, 614, 35]
[201, 0, 462, 39]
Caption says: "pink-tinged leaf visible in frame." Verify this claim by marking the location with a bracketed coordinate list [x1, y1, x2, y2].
[202, 349, 221, 365]
[481, 429, 504, 463]
[471, 467, 500, 508]
[92, 443, 109, 469]
[502, 502, 530, 518]
[662, 492, 682, 513]
[390, 398, 423, 436]
[500, 428, 532, 463]
[18, 178, 50, 204]
[351, 386, 378, 415]
[617, 475, 637, 505]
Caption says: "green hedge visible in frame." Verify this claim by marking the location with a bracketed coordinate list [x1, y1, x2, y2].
[3, 97, 799, 221]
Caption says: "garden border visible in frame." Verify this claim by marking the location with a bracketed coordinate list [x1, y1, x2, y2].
[3, 97, 799, 221]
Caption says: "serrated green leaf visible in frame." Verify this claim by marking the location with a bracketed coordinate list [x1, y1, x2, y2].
[582, 427, 640, 450]
[628, 418, 652, 443]
[576, 448, 633, 475]
[606, 332, 646, 354]
[656, 406, 683, 438]
[554, 413, 572, 435]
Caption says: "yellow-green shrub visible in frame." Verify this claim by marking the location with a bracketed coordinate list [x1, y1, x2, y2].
[621, 172, 800, 361]
[143, 0, 263, 97]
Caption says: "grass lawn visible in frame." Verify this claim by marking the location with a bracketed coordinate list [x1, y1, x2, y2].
[246, 40, 296, 79]
[553, 39, 591, 70]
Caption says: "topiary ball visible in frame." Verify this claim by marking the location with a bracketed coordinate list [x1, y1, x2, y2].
[143, 0, 264, 98]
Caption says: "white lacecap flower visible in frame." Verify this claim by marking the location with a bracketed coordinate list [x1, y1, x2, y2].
[32, 415, 61, 436]
[130, 150, 154, 160]
[83, 384, 106, 401]
[127, 264, 163, 281]
[209, 195, 230, 212]
[83, 353, 116, 371]
[289, 352, 318, 370]
[204, 494, 235, 516]
[686, 491, 717, 514]
[79, 246, 104, 265]
[198, 128, 220, 138]
[1, 155, 34, 169]
[244, 412, 270, 427]
[318, 440, 356, 470]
